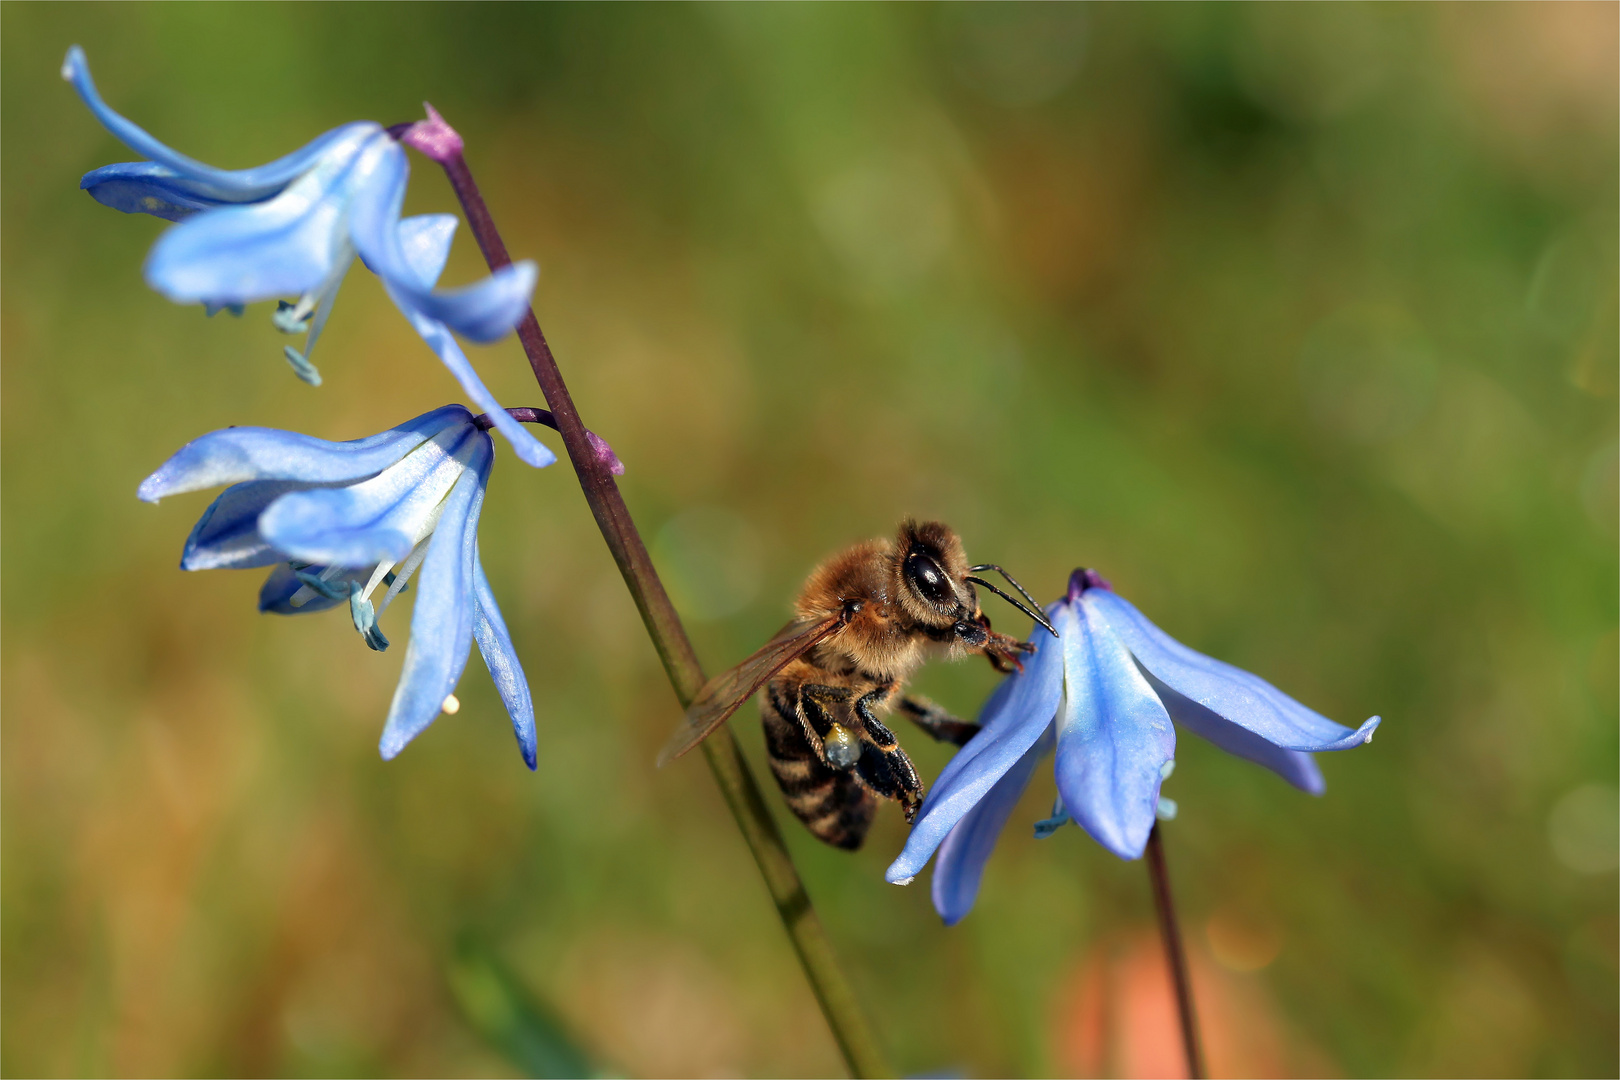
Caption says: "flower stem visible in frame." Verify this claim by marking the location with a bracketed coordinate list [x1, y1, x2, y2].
[428, 134, 893, 1080]
[1146, 823, 1204, 1079]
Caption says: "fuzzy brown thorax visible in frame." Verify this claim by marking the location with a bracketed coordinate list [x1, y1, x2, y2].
[790, 521, 991, 684]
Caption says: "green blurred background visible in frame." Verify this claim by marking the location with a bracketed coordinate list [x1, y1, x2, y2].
[3, 3, 1615, 1076]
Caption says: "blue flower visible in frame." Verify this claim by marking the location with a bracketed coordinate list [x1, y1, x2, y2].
[138, 404, 541, 768]
[62, 46, 537, 389]
[887, 569, 1380, 924]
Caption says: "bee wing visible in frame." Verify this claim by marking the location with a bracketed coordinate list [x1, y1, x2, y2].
[657, 614, 844, 767]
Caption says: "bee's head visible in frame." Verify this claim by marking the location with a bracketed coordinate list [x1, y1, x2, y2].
[894, 520, 982, 641]
[893, 520, 1058, 647]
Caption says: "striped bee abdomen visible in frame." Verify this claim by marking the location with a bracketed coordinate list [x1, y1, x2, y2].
[762, 692, 877, 850]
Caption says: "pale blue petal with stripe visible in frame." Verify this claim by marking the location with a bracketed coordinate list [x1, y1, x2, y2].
[379, 443, 491, 760]
[471, 552, 538, 770]
[257, 423, 482, 568]
[142, 128, 393, 304]
[1054, 597, 1176, 861]
[137, 405, 469, 502]
[63, 46, 370, 202]
[930, 724, 1053, 925]
[1087, 589, 1380, 753]
[885, 617, 1064, 884]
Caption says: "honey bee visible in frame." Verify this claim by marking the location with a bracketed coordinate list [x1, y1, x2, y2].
[659, 520, 1055, 850]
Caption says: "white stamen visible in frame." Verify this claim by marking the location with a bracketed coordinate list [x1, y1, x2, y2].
[441, 694, 460, 715]
[375, 537, 432, 616]
[361, 558, 398, 603]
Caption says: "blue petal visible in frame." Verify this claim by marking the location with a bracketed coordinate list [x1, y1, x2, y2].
[397, 214, 459, 289]
[378, 444, 491, 759]
[80, 162, 234, 222]
[1144, 671, 1327, 794]
[1055, 598, 1176, 861]
[142, 128, 394, 304]
[64, 46, 375, 202]
[1086, 589, 1380, 753]
[931, 725, 1053, 925]
[403, 306, 557, 469]
[885, 618, 1064, 884]
[258, 562, 370, 614]
[257, 423, 484, 568]
[346, 148, 538, 343]
[138, 405, 470, 502]
[179, 479, 308, 570]
[471, 551, 538, 770]
[402, 260, 539, 344]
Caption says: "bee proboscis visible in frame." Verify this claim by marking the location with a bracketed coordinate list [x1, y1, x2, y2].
[659, 520, 1055, 850]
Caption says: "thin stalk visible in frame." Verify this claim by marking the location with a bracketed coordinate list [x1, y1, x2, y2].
[413, 115, 892, 1080]
[1146, 823, 1205, 1079]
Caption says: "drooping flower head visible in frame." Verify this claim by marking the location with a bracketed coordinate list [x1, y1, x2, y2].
[887, 569, 1380, 924]
[138, 404, 541, 768]
[62, 46, 536, 388]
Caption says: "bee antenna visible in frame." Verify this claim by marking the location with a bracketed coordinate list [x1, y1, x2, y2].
[968, 565, 1050, 623]
[964, 574, 1058, 637]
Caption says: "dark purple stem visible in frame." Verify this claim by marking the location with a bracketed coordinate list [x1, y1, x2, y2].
[407, 110, 891, 1080]
[474, 407, 623, 476]
[1147, 823, 1205, 1079]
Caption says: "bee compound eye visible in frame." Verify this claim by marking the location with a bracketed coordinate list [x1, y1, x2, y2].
[823, 723, 861, 769]
[904, 550, 953, 606]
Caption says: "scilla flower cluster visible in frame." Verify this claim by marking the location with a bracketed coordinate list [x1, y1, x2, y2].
[67, 47, 562, 767]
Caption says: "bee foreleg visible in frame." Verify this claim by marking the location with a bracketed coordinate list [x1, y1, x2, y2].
[898, 695, 981, 748]
[979, 617, 1035, 674]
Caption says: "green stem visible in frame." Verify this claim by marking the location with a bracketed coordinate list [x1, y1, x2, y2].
[425, 127, 893, 1080]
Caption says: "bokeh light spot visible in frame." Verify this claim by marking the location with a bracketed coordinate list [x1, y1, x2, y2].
[1548, 784, 1620, 874]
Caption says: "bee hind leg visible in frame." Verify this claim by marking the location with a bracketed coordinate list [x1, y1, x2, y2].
[898, 695, 981, 747]
[800, 683, 860, 768]
[853, 685, 901, 748]
[855, 742, 923, 823]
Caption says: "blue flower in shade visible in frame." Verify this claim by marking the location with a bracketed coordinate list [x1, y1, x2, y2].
[887, 569, 1380, 924]
[61, 46, 536, 388]
[137, 404, 541, 768]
